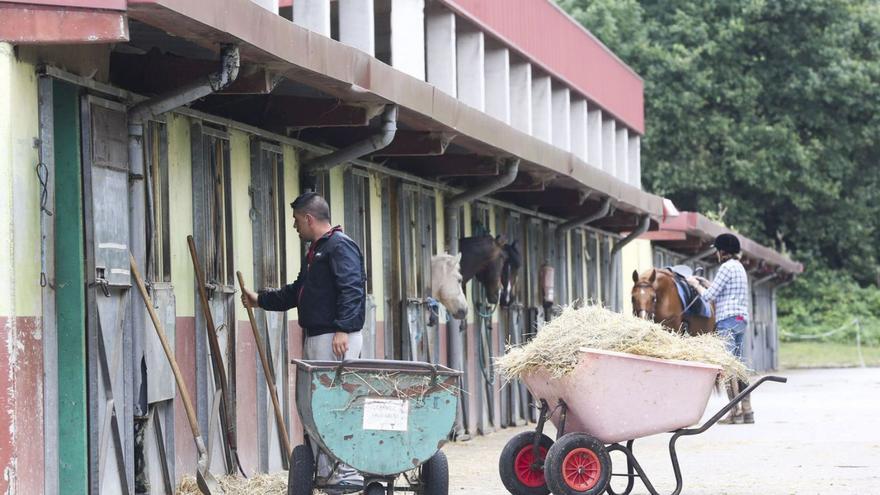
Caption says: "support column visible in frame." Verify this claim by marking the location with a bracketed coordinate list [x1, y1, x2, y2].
[456, 22, 485, 110]
[570, 98, 588, 161]
[551, 84, 570, 151]
[531, 72, 552, 143]
[251, 0, 278, 13]
[338, 0, 375, 55]
[484, 41, 510, 123]
[293, 0, 331, 36]
[628, 135, 641, 188]
[616, 126, 629, 183]
[426, 3, 456, 96]
[391, 0, 426, 80]
[601, 118, 616, 175]
[587, 107, 602, 168]
[509, 58, 532, 134]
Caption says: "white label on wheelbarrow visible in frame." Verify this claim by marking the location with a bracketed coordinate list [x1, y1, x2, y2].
[362, 398, 409, 431]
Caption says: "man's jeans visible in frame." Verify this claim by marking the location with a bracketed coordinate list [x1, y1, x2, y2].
[716, 316, 747, 358]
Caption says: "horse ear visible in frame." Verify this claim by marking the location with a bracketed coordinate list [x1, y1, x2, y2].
[632, 270, 640, 283]
[649, 269, 657, 283]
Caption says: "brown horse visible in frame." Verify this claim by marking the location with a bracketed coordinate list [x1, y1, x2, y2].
[459, 235, 520, 306]
[631, 268, 715, 335]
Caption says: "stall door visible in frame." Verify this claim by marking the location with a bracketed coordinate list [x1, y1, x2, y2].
[398, 184, 437, 362]
[191, 122, 236, 475]
[344, 168, 377, 358]
[82, 96, 134, 495]
[250, 141, 289, 471]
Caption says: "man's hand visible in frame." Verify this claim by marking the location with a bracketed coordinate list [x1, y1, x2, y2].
[241, 287, 259, 309]
[332, 331, 349, 359]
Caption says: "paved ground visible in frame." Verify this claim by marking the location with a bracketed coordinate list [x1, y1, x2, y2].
[444, 367, 880, 495]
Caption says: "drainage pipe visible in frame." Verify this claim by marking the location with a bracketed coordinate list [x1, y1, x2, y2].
[304, 104, 398, 173]
[557, 197, 613, 235]
[606, 214, 651, 312]
[554, 197, 613, 304]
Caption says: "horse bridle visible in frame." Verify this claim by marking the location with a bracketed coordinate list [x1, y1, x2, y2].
[633, 281, 657, 321]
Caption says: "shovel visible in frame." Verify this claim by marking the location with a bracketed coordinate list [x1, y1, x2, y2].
[130, 253, 223, 495]
[236, 271, 292, 464]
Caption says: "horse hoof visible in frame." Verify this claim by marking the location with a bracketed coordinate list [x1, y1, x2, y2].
[733, 414, 745, 424]
[743, 412, 755, 424]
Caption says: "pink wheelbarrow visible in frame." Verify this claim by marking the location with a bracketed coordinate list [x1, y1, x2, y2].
[498, 348, 786, 495]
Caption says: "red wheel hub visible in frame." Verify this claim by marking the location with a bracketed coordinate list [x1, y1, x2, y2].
[562, 448, 601, 491]
[513, 445, 548, 488]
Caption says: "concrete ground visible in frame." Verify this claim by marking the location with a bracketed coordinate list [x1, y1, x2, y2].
[444, 367, 880, 495]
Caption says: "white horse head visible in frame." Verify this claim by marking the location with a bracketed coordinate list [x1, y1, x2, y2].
[431, 253, 468, 320]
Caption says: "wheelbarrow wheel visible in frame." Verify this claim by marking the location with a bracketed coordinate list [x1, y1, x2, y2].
[544, 433, 610, 495]
[364, 481, 386, 495]
[420, 450, 449, 495]
[288, 444, 315, 495]
[498, 431, 554, 495]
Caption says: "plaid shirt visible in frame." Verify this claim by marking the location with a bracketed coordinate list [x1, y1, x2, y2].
[701, 259, 750, 322]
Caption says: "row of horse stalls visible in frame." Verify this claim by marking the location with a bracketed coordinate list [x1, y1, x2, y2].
[641, 212, 804, 372]
[0, 2, 676, 494]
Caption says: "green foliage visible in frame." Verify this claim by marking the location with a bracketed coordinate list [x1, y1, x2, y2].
[556, 0, 880, 338]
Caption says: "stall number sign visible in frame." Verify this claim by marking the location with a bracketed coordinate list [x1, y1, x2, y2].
[363, 398, 409, 431]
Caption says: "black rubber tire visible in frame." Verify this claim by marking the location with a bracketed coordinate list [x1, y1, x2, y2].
[288, 444, 315, 495]
[421, 450, 450, 495]
[498, 431, 554, 495]
[544, 433, 611, 495]
[364, 481, 386, 495]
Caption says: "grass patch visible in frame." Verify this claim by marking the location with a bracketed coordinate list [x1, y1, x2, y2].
[779, 341, 880, 369]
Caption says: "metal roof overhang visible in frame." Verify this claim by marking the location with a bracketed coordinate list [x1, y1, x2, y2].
[642, 212, 803, 276]
[125, 0, 666, 231]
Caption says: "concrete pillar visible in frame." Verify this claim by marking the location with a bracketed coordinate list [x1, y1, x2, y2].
[616, 126, 629, 183]
[509, 58, 532, 134]
[587, 107, 603, 168]
[552, 84, 571, 151]
[251, 0, 278, 13]
[391, 0, 425, 80]
[426, 4, 456, 96]
[484, 41, 510, 123]
[602, 118, 616, 174]
[338, 0, 375, 55]
[628, 135, 641, 188]
[531, 72, 552, 142]
[293, 0, 331, 36]
[456, 23, 485, 110]
[570, 98, 588, 161]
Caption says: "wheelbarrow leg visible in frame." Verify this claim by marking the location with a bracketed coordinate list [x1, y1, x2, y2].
[532, 399, 550, 459]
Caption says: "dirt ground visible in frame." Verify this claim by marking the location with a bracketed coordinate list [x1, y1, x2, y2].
[443, 367, 880, 495]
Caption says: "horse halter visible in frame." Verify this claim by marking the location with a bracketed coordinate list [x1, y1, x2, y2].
[632, 281, 657, 321]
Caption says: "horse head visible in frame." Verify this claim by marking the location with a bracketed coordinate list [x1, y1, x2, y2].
[431, 253, 468, 319]
[631, 268, 659, 320]
[499, 239, 521, 308]
[460, 234, 520, 306]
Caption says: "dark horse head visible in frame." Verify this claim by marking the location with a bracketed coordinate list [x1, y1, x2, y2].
[459, 235, 521, 306]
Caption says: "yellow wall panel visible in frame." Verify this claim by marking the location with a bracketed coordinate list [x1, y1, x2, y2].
[329, 166, 345, 229]
[368, 171, 385, 321]
[620, 239, 654, 315]
[167, 113, 195, 317]
[229, 130, 253, 317]
[282, 144, 301, 320]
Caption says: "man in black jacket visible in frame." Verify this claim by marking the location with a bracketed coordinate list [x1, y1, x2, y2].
[241, 191, 365, 491]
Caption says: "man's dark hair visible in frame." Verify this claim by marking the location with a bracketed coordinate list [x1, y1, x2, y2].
[290, 192, 331, 221]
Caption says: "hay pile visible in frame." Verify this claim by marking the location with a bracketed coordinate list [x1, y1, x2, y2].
[176, 472, 296, 494]
[496, 304, 749, 384]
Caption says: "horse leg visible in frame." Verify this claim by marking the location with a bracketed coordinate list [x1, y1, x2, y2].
[738, 378, 754, 423]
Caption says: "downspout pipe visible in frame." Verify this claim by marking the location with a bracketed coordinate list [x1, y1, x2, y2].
[126, 44, 239, 423]
[557, 196, 613, 235]
[684, 246, 717, 265]
[554, 197, 612, 305]
[611, 214, 652, 258]
[445, 158, 519, 254]
[305, 104, 398, 173]
[607, 214, 651, 312]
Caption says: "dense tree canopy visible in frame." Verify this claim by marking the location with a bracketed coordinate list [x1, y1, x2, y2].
[557, 0, 880, 282]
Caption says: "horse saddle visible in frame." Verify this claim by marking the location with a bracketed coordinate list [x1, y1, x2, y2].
[666, 265, 712, 319]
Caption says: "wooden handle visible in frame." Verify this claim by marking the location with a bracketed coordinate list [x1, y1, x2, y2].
[237, 271, 292, 458]
[186, 235, 231, 390]
[130, 253, 202, 440]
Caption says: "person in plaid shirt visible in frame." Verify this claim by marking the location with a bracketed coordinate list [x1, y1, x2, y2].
[687, 233, 754, 424]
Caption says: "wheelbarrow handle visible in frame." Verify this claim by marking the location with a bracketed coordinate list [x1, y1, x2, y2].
[333, 359, 439, 386]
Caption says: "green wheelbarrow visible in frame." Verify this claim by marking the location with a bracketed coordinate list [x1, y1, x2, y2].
[289, 359, 462, 495]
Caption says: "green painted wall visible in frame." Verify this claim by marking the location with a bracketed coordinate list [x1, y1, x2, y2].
[52, 80, 87, 494]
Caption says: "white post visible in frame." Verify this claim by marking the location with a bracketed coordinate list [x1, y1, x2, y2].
[251, 0, 279, 13]
[628, 135, 641, 188]
[570, 98, 588, 161]
[338, 0, 375, 55]
[484, 41, 510, 123]
[552, 84, 571, 151]
[602, 118, 616, 174]
[426, 4, 457, 96]
[456, 22, 485, 110]
[616, 126, 629, 183]
[587, 107, 603, 168]
[531, 72, 552, 142]
[509, 59, 532, 134]
[293, 0, 331, 36]
[391, 0, 426, 80]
